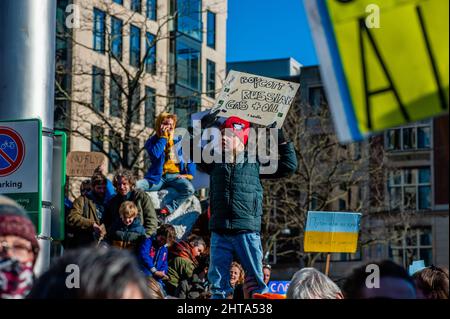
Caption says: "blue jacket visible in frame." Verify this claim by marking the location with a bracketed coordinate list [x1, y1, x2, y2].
[143, 134, 196, 184]
[139, 236, 169, 281]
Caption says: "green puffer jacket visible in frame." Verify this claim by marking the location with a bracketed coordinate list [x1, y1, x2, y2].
[205, 142, 298, 233]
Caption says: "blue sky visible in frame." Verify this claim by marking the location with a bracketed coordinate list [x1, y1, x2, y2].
[226, 0, 318, 66]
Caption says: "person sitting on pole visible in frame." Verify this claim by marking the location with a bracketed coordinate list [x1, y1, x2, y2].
[136, 112, 196, 216]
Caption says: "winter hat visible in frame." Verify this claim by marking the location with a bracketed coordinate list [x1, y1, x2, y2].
[0, 195, 39, 257]
[220, 116, 250, 146]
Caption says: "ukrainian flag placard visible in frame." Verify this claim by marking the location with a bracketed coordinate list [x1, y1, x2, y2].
[304, 211, 362, 253]
[303, 0, 449, 143]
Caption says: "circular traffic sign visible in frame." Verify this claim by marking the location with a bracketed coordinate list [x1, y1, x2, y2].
[0, 127, 25, 177]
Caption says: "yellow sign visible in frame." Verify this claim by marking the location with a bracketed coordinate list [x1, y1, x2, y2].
[303, 211, 361, 253]
[304, 0, 449, 142]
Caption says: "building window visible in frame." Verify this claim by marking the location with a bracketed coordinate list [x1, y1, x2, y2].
[130, 25, 141, 68]
[127, 137, 140, 170]
[145, 87, 156, 128]
[206, 11, 216, 49]
[338, 198, 346, 210]
[91, 125, 104, 152]
[131, 85, 141, 124]
[93, 8, 106, 53]
[176, 37, 201, 91]
[111, 16, 123, 61]
[131, 0, 142, 13]
[388, 167, 432, 211]
[113, 0, 123, 5]
[108, 131, 122, 172]
[308, 86, 327, 111]
[390, 227, 433, 268]
[321, 250, 362, 262]
[177, 0, 202, 41]
[206, 59, 216, 98]
[147, 0, 157, 20]
[92, 66, 105, 112]
[110, 74, 122, 118]
[174, 95, 199, 128]
[145, 32, 156, 74]
[386, 121, 431, 151]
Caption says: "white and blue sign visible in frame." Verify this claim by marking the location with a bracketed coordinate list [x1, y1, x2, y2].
[267, 281, 290, 295]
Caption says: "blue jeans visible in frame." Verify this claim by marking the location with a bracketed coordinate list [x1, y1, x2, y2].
[208, 231, 268, 299]
[136, 173, 195, 213]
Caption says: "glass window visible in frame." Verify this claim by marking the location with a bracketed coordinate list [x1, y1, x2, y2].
[93, 8, 106, 53]
[130, 25, 141, 67]
[131, 85, 141, 124]
[207, 11, 216, 49]
[111, 16, 123, 60]
[386, 121, 431, 151]
[127, 137, 140, 169]
[131, 0, 141, 13]
[403, 127, 416, 150]
[147, 0, 157, 20]
[338, 198, 346, 210]
[390, 227, 433, 268]
[308, 86, 327, 111]
[176, 37, 201, 91]
[145, 32, 156, 74]
[108, 131, 122, 172]
[418, 126, 431, 148]
[145, 87, 156, 128]
[91, 125, 104, 152]
[387, 129, 401, 150]
[206, 59, 216, 98]
[177, 0, 202, 41]
[388, 167, 432, 211]
[174, 95, 200, 128]
[92, 66, 105, 112]
[110, 74, 122, 117]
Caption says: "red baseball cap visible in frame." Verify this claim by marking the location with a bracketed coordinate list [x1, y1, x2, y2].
[220, 116, 250, 146]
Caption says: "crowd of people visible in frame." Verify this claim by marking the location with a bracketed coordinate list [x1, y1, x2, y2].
[0, 111, 448, 299]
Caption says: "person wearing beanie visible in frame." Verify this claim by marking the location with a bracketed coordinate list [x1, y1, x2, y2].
[193, 112, 298, 299]
[0, 195, 40, 299]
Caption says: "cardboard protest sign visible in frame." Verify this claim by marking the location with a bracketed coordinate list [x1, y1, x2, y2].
[66, 151, 106, 177]
[211, 70, 300, 128]
[304, 0, 449, 143]
[304, 211, 361, 253]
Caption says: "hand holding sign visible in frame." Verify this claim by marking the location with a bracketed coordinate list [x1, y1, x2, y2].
[212, 71, 300, 128]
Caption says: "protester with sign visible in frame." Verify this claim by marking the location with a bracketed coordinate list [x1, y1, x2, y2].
[166, 235, 206, 296]
[343, 260, 417, 299]
[194, 114, 297, 299]
[413, 265, 449, 299]
[0, 195, 39, 299]
[104, 169, 158, 238]
[66, 173, 108, 249]
[287, 268, 343, 299]
[137, 113, 196, 216]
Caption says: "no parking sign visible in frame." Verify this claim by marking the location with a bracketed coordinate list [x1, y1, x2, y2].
[0, 119, 41, 229]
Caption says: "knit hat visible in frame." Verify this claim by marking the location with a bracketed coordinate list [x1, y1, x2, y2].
[0, 196, 39, 258]
[220, 116, 250, 146]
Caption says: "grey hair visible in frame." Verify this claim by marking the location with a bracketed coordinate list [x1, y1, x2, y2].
[287, 268, 342, 299]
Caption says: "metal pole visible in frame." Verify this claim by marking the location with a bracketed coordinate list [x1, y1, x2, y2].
[0, 0, 56, 276]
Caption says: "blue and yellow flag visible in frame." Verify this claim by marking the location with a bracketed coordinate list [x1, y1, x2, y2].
[304, 211, 362, 253]
[304, 0, 449, 142]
